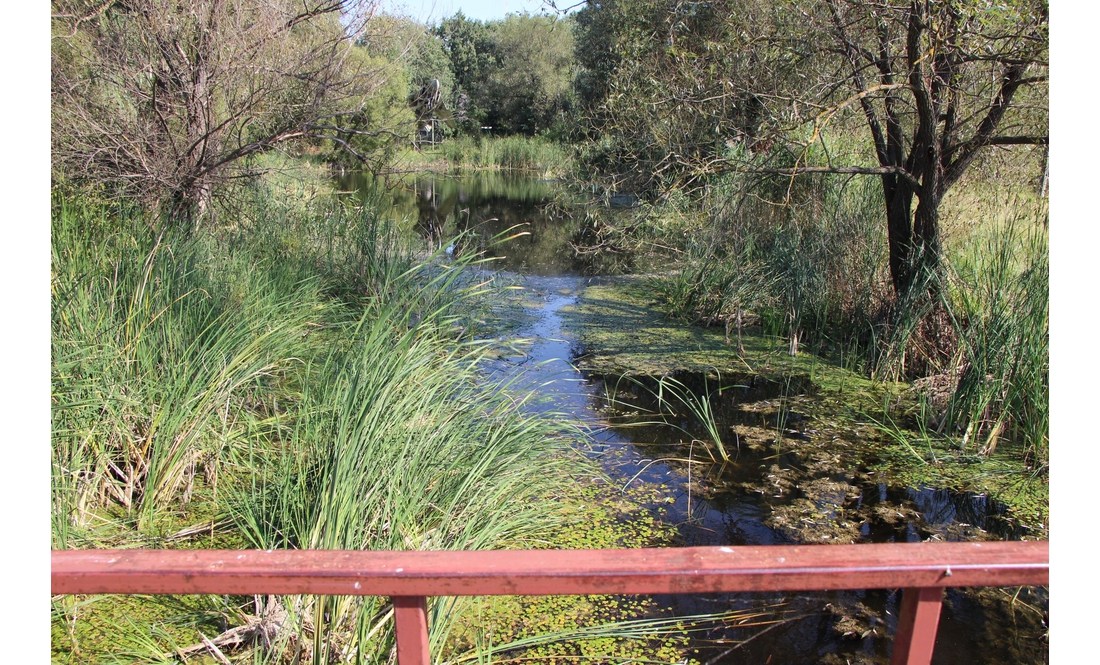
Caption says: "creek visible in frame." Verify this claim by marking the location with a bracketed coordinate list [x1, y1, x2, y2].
[338, 170, 1047, 664]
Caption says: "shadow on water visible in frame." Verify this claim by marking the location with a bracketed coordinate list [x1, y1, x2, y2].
[339, 171, 1048, 664]
[588, 369, 1025, 541]
[338, 171, 628, 275]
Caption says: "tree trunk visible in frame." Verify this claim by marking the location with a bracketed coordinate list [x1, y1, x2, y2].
[882, 174, 915, 297]
[881, 171, 944, 302]
[911, 190, 942, 287]
[168, 176, 214, 232]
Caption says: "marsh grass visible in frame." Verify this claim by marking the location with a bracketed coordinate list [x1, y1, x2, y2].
[646, 154, 1047, 465]
[652, 241, 779, 357]
[653, 169, 887, 365]
[51, 197, 326, 535]
[951, 215, 1048, 463]
[230, 295, 583, 661]
[392, 135, 572, 177]
[868, 245, 1045, 463]
[439, 135, 572, 175]
[51, 189, 602, 663]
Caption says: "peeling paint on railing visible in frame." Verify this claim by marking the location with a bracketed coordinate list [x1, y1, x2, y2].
[52, 541, 1048, 665]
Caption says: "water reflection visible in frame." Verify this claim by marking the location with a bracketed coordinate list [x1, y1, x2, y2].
[338, 171, 597, 275]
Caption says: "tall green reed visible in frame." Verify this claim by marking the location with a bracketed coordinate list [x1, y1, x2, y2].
[52, 197, 326, 536]
[653, 169, 886, 362]
[231, 272, 584, 663]
[439, 135, 571, 175]
[944, 216, 1048, 462]
[869, 213, 1048, 463]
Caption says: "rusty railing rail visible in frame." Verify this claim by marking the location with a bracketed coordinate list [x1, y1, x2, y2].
[52, 541, 1048, 665]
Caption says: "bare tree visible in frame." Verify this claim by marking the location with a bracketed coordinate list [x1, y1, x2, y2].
[575, 0, 1048, 299]
[811, 0, 1048, 296]
[51, 0, 393, 227]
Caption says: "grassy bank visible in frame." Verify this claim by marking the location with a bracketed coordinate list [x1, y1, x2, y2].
[390, 135, 573, 178]
[49, 182, 611, 663]
[573, 147, 1049, 470]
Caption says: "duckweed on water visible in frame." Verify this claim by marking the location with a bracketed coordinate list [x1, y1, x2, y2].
[444, 480, 693, 663]
[565, 279, 1047, 536]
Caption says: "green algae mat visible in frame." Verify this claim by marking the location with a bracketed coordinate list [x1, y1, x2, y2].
[563, 278, 1048, 535]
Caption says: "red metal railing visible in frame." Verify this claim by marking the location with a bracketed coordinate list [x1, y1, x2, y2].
[52, 541, 1048, 665]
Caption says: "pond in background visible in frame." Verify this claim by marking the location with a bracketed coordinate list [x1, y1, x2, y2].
[337, 170, 614, 275]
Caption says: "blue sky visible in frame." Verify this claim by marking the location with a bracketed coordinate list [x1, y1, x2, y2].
[382, 0, 568, 24]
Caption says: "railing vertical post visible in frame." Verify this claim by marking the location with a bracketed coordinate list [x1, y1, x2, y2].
[891, 586, 944, 665]
[394, 596, 430, 665]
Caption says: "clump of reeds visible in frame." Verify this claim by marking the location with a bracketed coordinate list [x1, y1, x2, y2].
[653, 167, 887, 362]
[652, 240, 778, 356]
[878, 211, 1049, 464]
[231, 293, 580, 660]
[948, 220, 1047, 463]
[51, 196, 326, 535]
[438, 135, 572, 175]
[51, 190, 594, 662]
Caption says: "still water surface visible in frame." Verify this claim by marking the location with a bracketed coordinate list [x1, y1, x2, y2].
[340, 170, 1048, 664]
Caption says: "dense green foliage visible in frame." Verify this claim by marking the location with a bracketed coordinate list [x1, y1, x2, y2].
[436, 13, 577, 136]
[572, 0, 776, 192]
[436, 12, 499, 128]
[480, 14, 576, 135]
